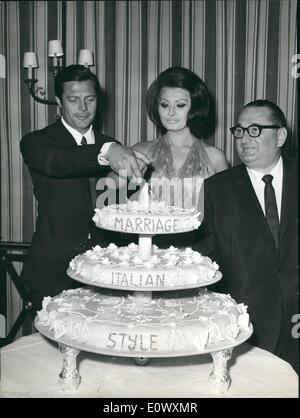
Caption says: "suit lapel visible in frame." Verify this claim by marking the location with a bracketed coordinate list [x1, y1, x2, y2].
[94, 130, 107, 147]
[55, 120, 78, 146]
[56, 120, 96, 205]
[279, 159, 297, 245]
[94, 130, 100, 145]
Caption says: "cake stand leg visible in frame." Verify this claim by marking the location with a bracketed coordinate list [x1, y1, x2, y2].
[209, 348, 233, 394]
[58, 343, 81, 391]
[134, 357, 149, 366]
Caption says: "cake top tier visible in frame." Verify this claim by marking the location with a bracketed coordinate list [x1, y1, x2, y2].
[93, 201, 201, 235]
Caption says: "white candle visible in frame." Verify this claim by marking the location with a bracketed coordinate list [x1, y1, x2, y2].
[23, 52, 38, 79]
[28, 66, 33, 79]
[139, 182, 150, 209]
[52, 55, 58, 67]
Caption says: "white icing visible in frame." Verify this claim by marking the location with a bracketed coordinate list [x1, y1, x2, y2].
[93, 203, 201, 234]
[36, 192, 251, 359]
[37, 287, 250, 356]
[68, 243, 222, 290]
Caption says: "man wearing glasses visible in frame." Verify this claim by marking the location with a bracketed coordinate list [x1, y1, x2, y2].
[194, 99, 298, 372]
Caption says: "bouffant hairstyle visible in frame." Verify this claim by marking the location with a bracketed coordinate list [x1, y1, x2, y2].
[54, 64, 101, 101]
[146, 66, 210, 137]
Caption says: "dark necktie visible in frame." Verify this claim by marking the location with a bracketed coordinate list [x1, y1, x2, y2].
[81, 136, 87, 145]
[80, 136, 97, 208]
[262, 174, 279, 248]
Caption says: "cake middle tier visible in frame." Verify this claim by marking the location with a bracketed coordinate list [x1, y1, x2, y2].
[67, 243, 222, 291]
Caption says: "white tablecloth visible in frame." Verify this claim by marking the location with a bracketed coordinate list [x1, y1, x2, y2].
[0, 333, 298, 398]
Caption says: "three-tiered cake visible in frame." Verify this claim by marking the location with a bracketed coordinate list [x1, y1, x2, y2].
[35, 184, 252, 393]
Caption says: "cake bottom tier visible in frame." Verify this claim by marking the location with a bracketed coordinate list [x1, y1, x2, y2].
[35, 287, 252, 357]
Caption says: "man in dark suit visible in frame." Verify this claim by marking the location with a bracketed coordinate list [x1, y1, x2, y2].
[194, 99, 298, 372]
[20, 65, 149, 313]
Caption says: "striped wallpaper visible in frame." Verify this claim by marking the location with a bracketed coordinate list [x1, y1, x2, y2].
[0, 0, 298, 333]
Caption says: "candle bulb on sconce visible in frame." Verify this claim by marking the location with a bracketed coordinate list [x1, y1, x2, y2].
[48, 40, 64, 77]
[23, 52, 38, 80]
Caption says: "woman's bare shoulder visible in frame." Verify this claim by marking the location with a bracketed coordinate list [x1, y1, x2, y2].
[203, 143, 229, 172]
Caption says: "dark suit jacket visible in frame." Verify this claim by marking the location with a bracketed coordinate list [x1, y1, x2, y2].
[20, 120, 115, 295]
[194, 158, 298, 368]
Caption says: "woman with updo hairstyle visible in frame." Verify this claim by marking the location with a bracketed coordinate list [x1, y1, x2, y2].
[146, 66, 210, 139]
[106, 66, 229, 247]
[133, 66, 228, 188]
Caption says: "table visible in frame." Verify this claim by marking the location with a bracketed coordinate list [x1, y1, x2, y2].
[0, 333, 298, 398]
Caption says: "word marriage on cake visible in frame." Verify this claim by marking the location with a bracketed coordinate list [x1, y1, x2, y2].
[114, 216, 187, 233]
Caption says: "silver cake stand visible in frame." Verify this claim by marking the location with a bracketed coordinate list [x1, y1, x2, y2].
[36, 202, 253, 395]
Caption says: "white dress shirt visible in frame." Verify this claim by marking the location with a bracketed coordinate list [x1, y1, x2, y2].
[61, 117, 95, 145]
[61, 117, 112, 165]
[246, 156, 283, 220]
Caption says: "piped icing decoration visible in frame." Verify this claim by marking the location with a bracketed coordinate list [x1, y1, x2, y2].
[92, 200, 201, 234]
[68, 243, 222, 290]
[36, 287, 250, 355]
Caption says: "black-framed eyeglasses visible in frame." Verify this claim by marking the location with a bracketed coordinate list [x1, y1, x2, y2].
[229, 124, 281, 138]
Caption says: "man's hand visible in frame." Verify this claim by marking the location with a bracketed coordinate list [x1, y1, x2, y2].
[133, 149, 153, 176]
[105, 143, 150, 183]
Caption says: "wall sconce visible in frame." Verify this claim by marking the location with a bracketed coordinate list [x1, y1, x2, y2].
[23, 40, 94, 106]
[23, 40, 63, 105]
